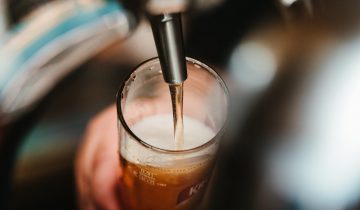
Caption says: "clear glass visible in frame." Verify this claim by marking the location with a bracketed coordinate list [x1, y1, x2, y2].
[116, 57, 229, 210]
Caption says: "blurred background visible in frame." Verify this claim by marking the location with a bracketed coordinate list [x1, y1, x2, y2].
[2, 0, 360, 210]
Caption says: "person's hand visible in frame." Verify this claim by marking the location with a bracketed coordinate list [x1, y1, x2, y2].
[74, 100, 165, 210]
[75, 105, 121, 210]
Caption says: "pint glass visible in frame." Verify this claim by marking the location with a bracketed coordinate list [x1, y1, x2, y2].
[116, 57, 228, 210]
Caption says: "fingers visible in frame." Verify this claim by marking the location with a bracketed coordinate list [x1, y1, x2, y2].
[91, 114, 120, 210]
[91, 155, 120, 210]
[75, 105, 121, 210]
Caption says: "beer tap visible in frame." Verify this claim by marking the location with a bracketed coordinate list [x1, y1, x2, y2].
[131, 0, 189, 84]
[120, 0, 223, 85]
[149, 13, 187, 85]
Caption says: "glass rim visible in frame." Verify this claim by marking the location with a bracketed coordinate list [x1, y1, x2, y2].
[116, 57, 229, 154]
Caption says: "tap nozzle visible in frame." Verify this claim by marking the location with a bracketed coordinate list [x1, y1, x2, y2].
[149, 13, 187, 85]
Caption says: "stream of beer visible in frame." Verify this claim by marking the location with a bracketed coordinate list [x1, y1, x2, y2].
[169, 83, 184, 150]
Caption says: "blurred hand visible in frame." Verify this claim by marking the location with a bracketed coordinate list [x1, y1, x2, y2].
[75, 105, 121, 210]
[74, 100, 166, 210]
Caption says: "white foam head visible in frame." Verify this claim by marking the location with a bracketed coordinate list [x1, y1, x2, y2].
[131, 114, 215, 150]
[121, 114, 216, 166]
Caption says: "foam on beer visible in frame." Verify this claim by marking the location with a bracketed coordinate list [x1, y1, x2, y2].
[132, 114, 214, 150]
[122, 114, 216, 166]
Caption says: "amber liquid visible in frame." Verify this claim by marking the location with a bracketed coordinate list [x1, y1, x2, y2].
[169, 83, 184, 150]
[119, 155, 212, 210]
